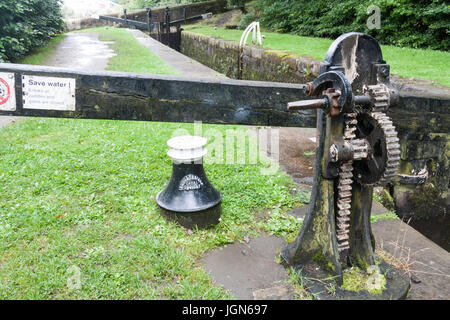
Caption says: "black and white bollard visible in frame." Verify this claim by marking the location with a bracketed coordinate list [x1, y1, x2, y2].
[156, 135, 222, 229]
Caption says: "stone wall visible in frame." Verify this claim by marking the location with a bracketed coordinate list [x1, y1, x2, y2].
[181, 31, 320, 83]
[180, 30, 450, 220]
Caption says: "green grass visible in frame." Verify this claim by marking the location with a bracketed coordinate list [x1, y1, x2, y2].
[77, 27, 180, 75]
[0, 26, 301, 299]
[15, 35, 67, 65]
[0, 119, 299, 299]
[184, 25, 450, 86]
[370, 211, 399, 223]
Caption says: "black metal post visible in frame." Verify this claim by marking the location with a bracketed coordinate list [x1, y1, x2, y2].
[123, 9, 127, 25]
[158, 22, 162, 41]
[146, 8, 152, 33]
[165, 7, 170, 46]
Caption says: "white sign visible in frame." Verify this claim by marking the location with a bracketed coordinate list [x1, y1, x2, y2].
[0, 72, 16, 111]
[22, 75, 76, 111]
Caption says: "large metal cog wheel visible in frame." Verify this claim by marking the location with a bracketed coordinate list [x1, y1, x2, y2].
[352, 111, 401, 186]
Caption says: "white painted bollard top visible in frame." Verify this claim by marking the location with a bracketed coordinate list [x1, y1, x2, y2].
[167, 135, 207, 163]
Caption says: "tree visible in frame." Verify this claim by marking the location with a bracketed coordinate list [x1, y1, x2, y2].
[228, 0, 247, 14]
[0, 0, 64, 62]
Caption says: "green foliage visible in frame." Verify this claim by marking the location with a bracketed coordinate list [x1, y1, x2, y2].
[185, 24, 450, 85]
[237, 12, 256, 29]
[257, 0, 449, 51]
[341, 267, 386, 294]
[228, 0, 247, 13]
[0, 0, 64, 62]
[15, 35, 66, 66]
[260, 207, 303, 242]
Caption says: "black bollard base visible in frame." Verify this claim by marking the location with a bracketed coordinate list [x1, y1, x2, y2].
[158, 203, 222, 229]
[156, 135, 222, 229]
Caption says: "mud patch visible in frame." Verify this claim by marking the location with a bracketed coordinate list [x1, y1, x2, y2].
[250, 127, 317, 184]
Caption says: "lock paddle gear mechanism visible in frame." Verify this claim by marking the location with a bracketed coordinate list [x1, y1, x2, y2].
[281, 33, 409, 299]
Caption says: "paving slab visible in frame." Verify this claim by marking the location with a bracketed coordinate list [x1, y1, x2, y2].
[126, 29, 226, 79]
[0, 116, 17, 128]
[202, 235, 294, 300]
[373, 219, 450, 300]
[249, 127, 317, 185]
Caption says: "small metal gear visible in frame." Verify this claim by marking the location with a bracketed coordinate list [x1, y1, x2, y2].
[363, 84, 390, 113]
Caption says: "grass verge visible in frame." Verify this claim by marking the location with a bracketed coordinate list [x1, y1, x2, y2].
[15, 35, 67, 65]
[183, 24, 450, 86]
[0, 27, 301, 299]
[77, 27, 180, 75]
[0, 119, 299, 299]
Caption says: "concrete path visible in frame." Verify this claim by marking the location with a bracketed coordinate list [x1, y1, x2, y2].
[126, 29, 226, 79]
[43, 32, 116, 70]
[373, 220, 450, 300]
[203, 235, 294, 300]
[0, 116, 17, 128]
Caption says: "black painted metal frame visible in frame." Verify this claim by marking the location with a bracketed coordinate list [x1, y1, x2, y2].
[0, 63, 315, 127]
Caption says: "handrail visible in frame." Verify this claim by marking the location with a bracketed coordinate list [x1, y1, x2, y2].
[239, 21, 262, 47]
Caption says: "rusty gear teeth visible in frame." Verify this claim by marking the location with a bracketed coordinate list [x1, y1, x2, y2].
[336, 113, 357, 252]
[336, 111, 400, 252]
[370, 112, 400, 186]
[364, 84, 390, 112]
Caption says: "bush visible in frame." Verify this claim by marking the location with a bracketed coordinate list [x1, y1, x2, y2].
[0, 0, 64, 62]
[238, 12, 257, 29]
[257, 0, 449, 51]
[228, 0, 248, 13]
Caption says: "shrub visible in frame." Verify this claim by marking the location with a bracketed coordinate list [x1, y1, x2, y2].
[0, 0, 64, 62]
[257, 0, 449, 51]
[228, 0, 248, 13]
[238, 12, 257, 29]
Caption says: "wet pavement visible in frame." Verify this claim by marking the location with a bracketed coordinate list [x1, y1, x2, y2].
[203, 235, 294, 300]
[43, 32, 116, 70]
[373, 220, 450, 299]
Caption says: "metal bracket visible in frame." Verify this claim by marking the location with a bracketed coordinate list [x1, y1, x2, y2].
[396, 167, 429, 185]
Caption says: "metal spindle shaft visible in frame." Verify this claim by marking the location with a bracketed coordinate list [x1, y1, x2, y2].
[287, 98, 328, 110]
